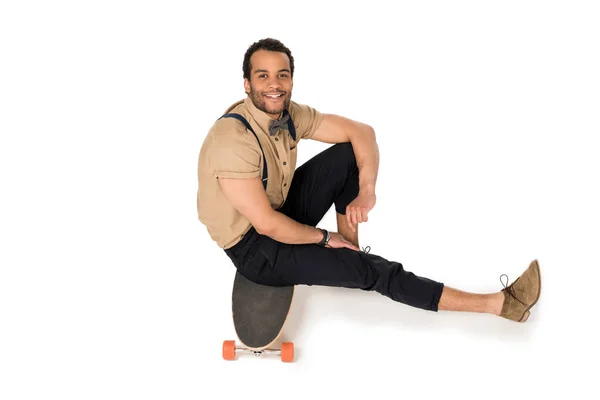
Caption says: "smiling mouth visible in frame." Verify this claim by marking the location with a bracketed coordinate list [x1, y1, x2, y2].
[264, 93, 285, 99]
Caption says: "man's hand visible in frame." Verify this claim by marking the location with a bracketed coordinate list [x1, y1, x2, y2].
[325, 232, 360, 251]
[345, 192, 376, 232]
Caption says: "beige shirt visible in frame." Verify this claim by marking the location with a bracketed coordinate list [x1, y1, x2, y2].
[197, 97, 323, 249]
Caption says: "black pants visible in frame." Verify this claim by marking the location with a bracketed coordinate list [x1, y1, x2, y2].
[225, 143, 444, 311]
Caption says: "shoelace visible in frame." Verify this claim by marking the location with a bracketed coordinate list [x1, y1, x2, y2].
[500, 274, 527, 306]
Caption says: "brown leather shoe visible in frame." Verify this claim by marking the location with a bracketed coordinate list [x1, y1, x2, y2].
[500, 260, 542, 322]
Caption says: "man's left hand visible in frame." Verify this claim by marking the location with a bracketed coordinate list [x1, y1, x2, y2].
[346, 192, 376, 232]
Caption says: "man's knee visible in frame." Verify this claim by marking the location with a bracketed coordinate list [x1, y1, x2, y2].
[331, 142, 356, 165]
[359, 253, 409, 298]
[330, 143, 358, 184]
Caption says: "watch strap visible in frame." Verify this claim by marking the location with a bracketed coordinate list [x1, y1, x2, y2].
[318, 229, 330, 246]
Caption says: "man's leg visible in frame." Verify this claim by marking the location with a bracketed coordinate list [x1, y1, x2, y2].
[242, 143, 444, 311]
[279, 142, 360, 240]
[438, 258, 541, 321]
[438, 287, 504, 314]
[337, 212, 359, 248]
[230, 143, 540, 320]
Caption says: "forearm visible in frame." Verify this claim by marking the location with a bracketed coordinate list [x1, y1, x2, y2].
[259, 210, 324, 244]
[351, 125, 379, 195]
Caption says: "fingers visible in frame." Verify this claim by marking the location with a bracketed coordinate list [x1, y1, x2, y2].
[345, 212, 355, 232]
[327, 234, 359, 251]
[346, 208, 357, 228]
[358, 209, 368, 223]
[342, 240, 359, 251]
[346, 210, 354, 230]
[346, 207, 369, 231]
[340, 235, 359, 251]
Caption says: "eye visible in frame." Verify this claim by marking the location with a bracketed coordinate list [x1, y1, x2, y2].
[258, 74, 267, 79]
[279, 73, 289, 78]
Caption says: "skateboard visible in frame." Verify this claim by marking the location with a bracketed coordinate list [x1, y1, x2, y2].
[222, 272, 295, 362]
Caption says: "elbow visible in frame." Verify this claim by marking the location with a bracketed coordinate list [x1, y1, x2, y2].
[358, 123, 375, 139]
[253, 210, 276, 236]
[255, 224, 271, 236]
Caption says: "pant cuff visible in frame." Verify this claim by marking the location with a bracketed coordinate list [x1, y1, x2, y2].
[430, 282, 445, 312]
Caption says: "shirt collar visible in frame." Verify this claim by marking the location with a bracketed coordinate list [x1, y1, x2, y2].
[244, 97, 296, 140]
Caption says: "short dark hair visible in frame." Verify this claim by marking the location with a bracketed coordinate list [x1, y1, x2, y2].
[243, 38, 294, 81]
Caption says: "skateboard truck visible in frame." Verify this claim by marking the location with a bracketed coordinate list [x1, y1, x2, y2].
[222, 340, 294, 362]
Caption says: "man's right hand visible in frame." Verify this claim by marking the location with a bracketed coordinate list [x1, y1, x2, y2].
[325, 232, 360, 251]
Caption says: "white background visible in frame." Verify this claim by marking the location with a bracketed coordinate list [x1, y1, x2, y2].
[1, 1, 599, 399]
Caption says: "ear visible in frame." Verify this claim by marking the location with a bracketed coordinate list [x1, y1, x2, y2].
[244, 78, 251, 95]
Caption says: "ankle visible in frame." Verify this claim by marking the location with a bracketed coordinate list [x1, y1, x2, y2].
[490, 292, 505, 315]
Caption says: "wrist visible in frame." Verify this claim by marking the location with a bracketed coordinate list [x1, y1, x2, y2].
[359, 183, 376, 196]
[317, 228, 330, 246]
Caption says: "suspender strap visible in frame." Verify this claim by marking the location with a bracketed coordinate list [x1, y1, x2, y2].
[218, 113, 268, 190]
[282, 109, 297, 141]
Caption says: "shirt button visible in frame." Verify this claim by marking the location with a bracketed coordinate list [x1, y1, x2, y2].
[283, 183, 287, 187]
[283, 161, 287, 166]
[275, 137, 279, 141]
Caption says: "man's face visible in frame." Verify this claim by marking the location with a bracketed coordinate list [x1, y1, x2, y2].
[244, 50, 293, 119]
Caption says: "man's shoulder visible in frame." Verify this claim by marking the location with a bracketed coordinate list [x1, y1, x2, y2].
[288, 101, 324, 140]
[209, 99, 252, 138]
[218, 98, 245, 116]
[288, 100, 310, 112]
[288, 100, 321, 118]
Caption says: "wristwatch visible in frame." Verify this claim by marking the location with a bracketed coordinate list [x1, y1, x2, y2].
[318, 229, 330, 247]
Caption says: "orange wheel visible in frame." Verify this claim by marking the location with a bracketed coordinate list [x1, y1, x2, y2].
[222, 340, 236, 360]
[281, 342, 294, 363]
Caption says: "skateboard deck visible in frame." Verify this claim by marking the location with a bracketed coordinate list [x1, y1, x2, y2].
[222, 272, 294, 362]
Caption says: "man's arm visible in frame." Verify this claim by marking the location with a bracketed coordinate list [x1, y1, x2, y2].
[219, 177, 360, 250]
[218, 176, 324, 244]
[310, 114, 379, 230]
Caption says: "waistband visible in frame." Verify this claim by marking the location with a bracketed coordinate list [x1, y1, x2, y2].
[224, 226, 260, 261]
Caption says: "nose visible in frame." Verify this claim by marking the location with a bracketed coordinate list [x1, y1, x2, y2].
[266, 76, 282, 90]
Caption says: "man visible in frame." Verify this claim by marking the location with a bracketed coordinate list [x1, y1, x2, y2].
[197, 38, 541, 322]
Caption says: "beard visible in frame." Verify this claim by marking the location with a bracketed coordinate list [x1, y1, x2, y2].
[247, 85, 292, 116]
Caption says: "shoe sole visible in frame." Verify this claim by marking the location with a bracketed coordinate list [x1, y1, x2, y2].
[519, 259, 542, 322]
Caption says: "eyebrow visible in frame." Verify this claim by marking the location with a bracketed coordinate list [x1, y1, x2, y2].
[254, 69, 291, 74]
